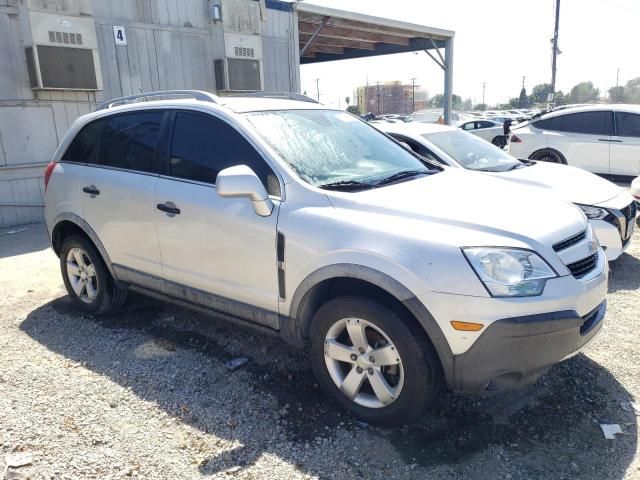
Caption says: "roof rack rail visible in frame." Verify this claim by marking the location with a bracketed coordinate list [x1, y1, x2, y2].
[95, 90, 220, 111]
[232, 92, 319, 104]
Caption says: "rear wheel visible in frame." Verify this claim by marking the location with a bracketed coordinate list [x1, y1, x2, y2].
[60, 235, 127, 314]
[309, 296, 442, 425]
[529, 149, 565, 164]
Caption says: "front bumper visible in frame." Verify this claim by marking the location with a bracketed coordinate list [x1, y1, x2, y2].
[591, 218, 631, 261]
[415, 252, 608, 393]
[450, 300, 606, 393]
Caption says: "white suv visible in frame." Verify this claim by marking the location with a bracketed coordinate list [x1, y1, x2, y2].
[510, 104, 640, 176]
[45, 91, 608, 425]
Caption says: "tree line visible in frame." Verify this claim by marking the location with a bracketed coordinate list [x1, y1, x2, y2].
[427, 77, 640, 111]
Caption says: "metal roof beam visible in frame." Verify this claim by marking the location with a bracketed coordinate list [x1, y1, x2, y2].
[298, 21, 410, 46]
[424, 48, 445, 70]
[299, 15, 330, 57]
[298, 34, 376, 50]
[429, 37, 446, 67]
[300, 44, 345, 55]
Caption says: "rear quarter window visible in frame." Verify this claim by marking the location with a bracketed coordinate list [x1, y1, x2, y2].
[61, 118, 106, 164]
[96, 111, 165, 173]
[615, 112, 640, 137]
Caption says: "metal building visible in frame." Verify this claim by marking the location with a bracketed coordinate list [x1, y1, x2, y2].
[0, 0, 453, 227]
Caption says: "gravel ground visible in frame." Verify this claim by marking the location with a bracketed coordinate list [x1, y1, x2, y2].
[1, 222, 639, 480]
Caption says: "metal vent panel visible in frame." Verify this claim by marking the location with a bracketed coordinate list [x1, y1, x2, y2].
[234, 46, 255, 58]
[48, 31, 83, 45]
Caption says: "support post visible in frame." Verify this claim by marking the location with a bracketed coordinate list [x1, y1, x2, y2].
[443, 37, 454, 125]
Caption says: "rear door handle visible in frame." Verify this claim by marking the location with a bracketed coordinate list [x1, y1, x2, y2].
[598, 138, 622, 143]
[157, 202, 180, 216]
[82, 185, 100, 196]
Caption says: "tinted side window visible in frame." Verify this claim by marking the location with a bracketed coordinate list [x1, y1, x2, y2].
[169, 112, 280, 195]
[478, 121, 494, 128]
[97, 112, 164, 173]
[534, 111, 611, 135]
[616, 112, 640, 137]
[62, 118, 106, 164]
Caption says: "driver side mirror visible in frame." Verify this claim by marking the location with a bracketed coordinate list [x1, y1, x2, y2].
[216, 165, 274, 217]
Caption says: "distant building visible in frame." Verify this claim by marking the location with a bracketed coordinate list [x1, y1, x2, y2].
[355, 81, 428, 115]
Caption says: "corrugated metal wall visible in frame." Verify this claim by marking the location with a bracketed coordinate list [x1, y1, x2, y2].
[0, 0, 299, 228]
[262, 2, 299, 93]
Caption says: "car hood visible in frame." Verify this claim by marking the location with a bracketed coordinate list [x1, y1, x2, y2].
[327, 168, 586, 248]
[486, 161, 621, 206]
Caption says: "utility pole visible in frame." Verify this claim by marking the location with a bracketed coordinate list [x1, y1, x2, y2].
[551, 0, 561, 95]
[616, 67, 620, 87]
[482, 82, 486, 106]
[315, 78, 320, 102]
[410, 77, 417, 113]
[522, 76, 526, 89]
[376, 81, 381, 116]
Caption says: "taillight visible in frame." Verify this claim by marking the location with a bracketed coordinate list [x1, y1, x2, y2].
[510, 134, 522, 143]
[44, 161, 57, 191]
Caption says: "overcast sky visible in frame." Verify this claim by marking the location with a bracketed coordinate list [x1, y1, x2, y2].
[299, 0, 640, 108]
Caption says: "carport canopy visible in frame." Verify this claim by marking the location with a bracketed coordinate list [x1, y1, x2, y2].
[296, 3, 455, 123]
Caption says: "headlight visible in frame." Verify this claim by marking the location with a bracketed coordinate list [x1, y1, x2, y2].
[577, 204, 607, 220]
[462, 248, 557, 297]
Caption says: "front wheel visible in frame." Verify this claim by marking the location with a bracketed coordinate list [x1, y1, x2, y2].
[309, 296, 442, 425]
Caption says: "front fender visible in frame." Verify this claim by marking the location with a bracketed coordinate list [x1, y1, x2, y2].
[287, 262, 454, 383]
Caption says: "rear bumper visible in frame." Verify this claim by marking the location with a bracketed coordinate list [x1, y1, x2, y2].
[450, 300, 606, 393]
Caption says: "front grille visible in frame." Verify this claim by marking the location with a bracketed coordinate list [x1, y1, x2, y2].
[566, 252, 598, 279]
[553, 230, 586, 252]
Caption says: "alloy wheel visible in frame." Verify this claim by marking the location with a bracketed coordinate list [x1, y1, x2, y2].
[66, 247, 98, 304]
[323, 317, 404, 408]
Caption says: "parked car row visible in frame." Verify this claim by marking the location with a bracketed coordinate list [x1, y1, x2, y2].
[510, 104, 640, 177]
[45, 91, 618, 426]
[378, 122, 636, 261]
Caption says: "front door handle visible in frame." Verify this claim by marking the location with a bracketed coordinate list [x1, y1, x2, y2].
[82, 185, 100, 196]
[157, 201, 181, 216]
[598, 138, 622, 143]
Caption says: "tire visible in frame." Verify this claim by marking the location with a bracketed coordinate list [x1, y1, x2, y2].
[529, 149, 565, 164]
[60, 235, 127, 315]
[309, 296, 442, 425]
[492, 136, 507, 149]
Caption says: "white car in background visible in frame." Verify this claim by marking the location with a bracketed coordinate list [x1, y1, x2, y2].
[380, 122, 636, 261]
[632, 176, 640, 226]
[510, 104, 640, 176]
[458, 119, 506, 147]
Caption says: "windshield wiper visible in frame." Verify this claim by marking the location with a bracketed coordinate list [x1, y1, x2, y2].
[373, 170, 428, 186]
[318, 179, 371, 191]
[505, 162, 525, 171]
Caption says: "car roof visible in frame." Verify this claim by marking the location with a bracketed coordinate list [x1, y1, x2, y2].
[70, 95, 338, 131]
[538, 103, 640, 120]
